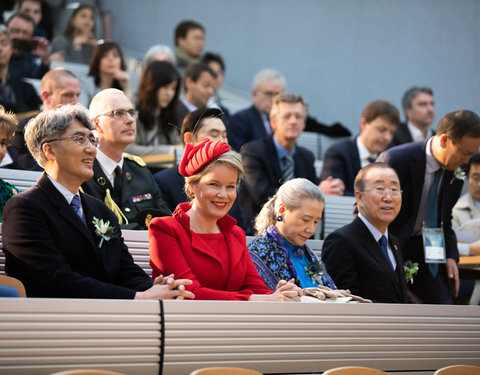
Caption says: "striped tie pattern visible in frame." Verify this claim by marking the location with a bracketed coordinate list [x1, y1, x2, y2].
[282, 154, 294, 182]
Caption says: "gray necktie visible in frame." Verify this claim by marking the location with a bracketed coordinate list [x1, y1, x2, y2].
[282, 154, 294, 182]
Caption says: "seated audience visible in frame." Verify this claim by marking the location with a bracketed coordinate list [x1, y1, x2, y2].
[177, 63, 216, 127]
[452, 153, 480, 256]
[149, 138, 302, 301]
[9, 67, 81, 171]
[7, 12, 50, 79]
[51, 4, 96, 64]
[239, 93, 345, 234]
[229, 68, 350, 152]
[201, 51, 231, 125]
[143, 44, 176, 68]
[2, 104, 193, 299]
[88, 40, 131, 98]
[249, 178, 336, 290]
[153, 107, 246, 229]
[83, 89, 171, 228]
[0, 105, 19, 219]
[388, 86, 435, 148]
[322, 162, 409, 303]
[320, 100, 399, 196]
[0, 25, 41, 114]
[174, 20, 205, 70]
[17, 0, 48, 39]
[124, 61, 181, 157]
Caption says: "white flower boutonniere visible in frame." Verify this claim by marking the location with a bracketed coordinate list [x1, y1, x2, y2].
[451, 167, 466, 184]
[403, 261, 419, 284]
[92, 217, 118, 247]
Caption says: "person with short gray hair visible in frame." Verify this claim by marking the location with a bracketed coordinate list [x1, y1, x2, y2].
[248, 178, 335, 290]
[388, 86, 435, 148]
[3, 103, 194, 300]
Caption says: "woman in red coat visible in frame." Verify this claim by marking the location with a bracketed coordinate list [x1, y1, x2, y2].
[149, 138, 301, 301]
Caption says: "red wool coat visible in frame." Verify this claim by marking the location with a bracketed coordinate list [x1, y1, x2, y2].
[149, 202, 273, 300]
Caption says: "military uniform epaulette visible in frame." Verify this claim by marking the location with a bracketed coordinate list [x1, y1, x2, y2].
[123, 152, 146, 167]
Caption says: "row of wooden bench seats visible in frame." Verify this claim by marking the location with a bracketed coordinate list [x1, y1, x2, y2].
[1, 297, 479, 374]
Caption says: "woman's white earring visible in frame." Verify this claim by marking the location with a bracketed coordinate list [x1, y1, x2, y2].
[276, 215, 283, 222]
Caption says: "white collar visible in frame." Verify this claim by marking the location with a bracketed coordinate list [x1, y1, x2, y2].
[425, 137, 441, 174]
[46, 174, 78, 205]
[96, 148, 124, 175]
[358, 213, 388, 242]
[407, 121, 429, 142]
[356, 136, 376, 164]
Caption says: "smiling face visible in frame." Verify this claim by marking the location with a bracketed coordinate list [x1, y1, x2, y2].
[156, 80, 177, 109]
[189, 163, 238, 222]
[276, 198, 324, 247]
[355, 167, 402, 233]
[44, 119, 96, 190]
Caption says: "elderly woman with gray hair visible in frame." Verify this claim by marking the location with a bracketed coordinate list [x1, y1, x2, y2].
[248, 178, 336, 290]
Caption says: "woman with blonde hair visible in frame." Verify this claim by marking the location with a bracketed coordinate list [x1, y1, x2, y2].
[0, 105, 18, 221]
[149, 138, 301, 301]
[249, 178, 336, 290]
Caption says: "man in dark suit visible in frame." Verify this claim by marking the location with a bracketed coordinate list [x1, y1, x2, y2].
[239, 93, 344, 233]
[320, 100, 399, 196]
[2, 104, 193, 299]
[378, 110, 480, 304]
[83, 89, 170, 229]
[228, 69, 351, 152]
[177, 63, 216, 128]
[322, 162, 409, 303]
[9, 67, 81, 171]
[388, 86, 435, 148]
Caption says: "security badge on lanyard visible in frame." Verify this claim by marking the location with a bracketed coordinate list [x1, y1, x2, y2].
[421, 168, 446, 264]
[422, 226, 446, 264]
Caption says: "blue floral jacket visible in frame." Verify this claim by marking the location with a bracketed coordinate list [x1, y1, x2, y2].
[248, 225, 336, 290]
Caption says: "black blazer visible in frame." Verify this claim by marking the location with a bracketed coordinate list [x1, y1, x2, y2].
[2, 173, 153, 298]
[320, 137, 360, 196]
[229, 105, 269, 152]
[322, 217, 409, 303]
[239, 135, 318, 232]
[387, 122, 435, 149]
[377, 140, 463, 303]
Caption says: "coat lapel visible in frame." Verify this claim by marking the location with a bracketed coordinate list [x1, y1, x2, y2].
[355, 218, 403, 298]
[38, 173, 100, 256]
[265, 136, 282, 183]
[409, 142, 427, 219]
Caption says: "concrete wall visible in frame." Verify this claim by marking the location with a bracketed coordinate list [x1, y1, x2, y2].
[107, 0, 480, 134]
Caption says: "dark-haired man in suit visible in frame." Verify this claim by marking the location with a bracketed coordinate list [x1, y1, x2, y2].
[378, 109, 480, 304]
[239, 93, 344, 234]
[322, 162, 409, 303]
[2, 104, 193, 299]
[320, 100, 399, 196]
[388, 86, 435, 148]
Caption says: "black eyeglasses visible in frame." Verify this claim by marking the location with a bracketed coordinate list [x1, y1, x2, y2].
[96, 108, 138, 119]
[44, 133, 99, 147]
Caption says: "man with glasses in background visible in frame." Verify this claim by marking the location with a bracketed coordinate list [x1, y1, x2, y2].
[378, 110, 480, 304]
[322, 162, 409, 303]
[83, 89, 170, 229]
[2, 104, 193, 299]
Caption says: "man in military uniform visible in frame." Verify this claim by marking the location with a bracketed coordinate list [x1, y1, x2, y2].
[83, 89, 170, 229]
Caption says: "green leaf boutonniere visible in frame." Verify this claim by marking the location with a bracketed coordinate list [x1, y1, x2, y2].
[451, 167, 466, 184]
[305, 261, 324, 284]
[403, 261, 419, 284]
[92, 217, 118, 247]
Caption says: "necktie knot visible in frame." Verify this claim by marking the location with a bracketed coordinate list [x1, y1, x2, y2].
[71, 195, 81, 214]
